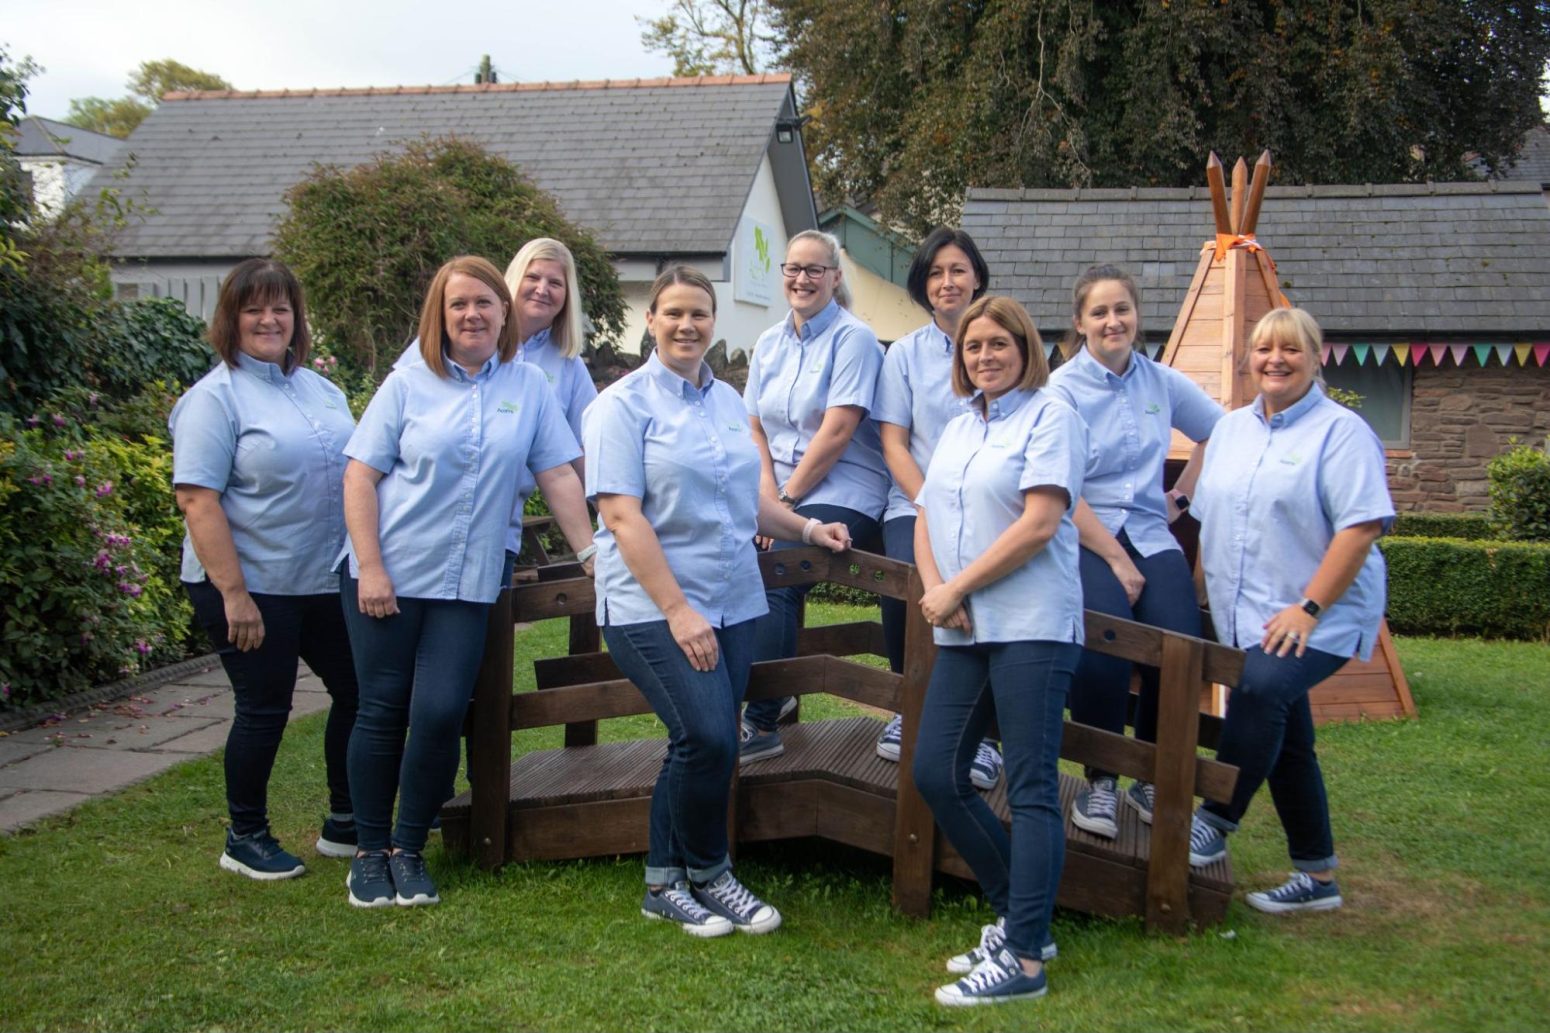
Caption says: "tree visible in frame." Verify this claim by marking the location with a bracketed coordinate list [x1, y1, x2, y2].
[272, 137, 627, 376]
[771, 0, 1550, 234]
[64, 58, 231, 139]
[640, 0, 780, 76]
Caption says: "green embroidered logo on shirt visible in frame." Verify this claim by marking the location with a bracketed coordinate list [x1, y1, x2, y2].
[1279, 452, 1303, 466]
[1145, 402, 1161, 414]
[498, 401, 521, 414]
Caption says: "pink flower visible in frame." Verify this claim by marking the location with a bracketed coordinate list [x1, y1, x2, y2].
[95, 481, 114, 498]
[117, 582, 143, 598]
[87, 392, 100, 408]
[134, 640, 152, 655]
[93, 551, 112, 571]
[0, 683, 10, 702]
[25, 415, 40, 428]
[63, 450, 81, 461]
[74, 475, 86, 487]
[51, 413, 67, 428]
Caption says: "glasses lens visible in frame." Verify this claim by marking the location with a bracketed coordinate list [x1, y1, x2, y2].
[782, 264, 827, 279]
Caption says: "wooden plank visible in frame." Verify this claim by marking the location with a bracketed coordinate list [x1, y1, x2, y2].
[511, 678, 652, 728]
[1160, 248, 1214, 367]
[563, 615, 602, 747]
[1229, 156, 1248, 234]
[1222, 247, 1250, 410]
[891, 565, 938, 917]
[510, 576, 595, 621]
[797, 621, 887, 658]
[1146, 633, 1206, 932]
[534, 651, 620, 688]
[758, 546, 830, 590]
[508, 798, 653, 862]
[1206, 152, 1232, 235]
[1061, 722, 1237, 805]
[1241, 150, 1272, 236]
[826, 549, 915, 602]
[744, 656, 831, 701]
[824, 656, 901, 711]
[1084, 611, 1244, 687]
[467, 589, 514, 870]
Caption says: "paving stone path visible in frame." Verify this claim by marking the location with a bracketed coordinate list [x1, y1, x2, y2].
[0, 660, 329, 832]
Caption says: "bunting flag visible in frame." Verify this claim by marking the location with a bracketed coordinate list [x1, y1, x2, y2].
[1516, 343, 1533, 366]
[1536, 343, 1550, 367]
[1494, 344, 1513, 366]
[1428, 343, 1448, 366]
[1319, 340, 1550, 367]
[1042, 342, 1055, 359]
[1448, 344, 1468, 367]
[1373, 343, 1391, 366]
[1321, 344, 1331, 365]
[1393, 343, 1411, 366]
[1331, 343, 1349, 365]
[1352, 343, 1371, 366]
[1473, 344, 1494, 367]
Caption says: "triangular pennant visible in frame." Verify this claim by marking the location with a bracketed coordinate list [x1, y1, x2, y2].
[1428, 343, 1448, 366]
[1535, 343, 1550, 367]
[1373, 343, 1391, 366]
[1353, 344, 1371, 366]
[1494, 344, 1512, 366]
[1393, 343, 1411, 366]
[1515, 343, 1533, 366]
[1321, 344, 1332, 365]
[1449, 344, 1468, 367]
[1043, 342, 1055, 359]
[1331, 344, 1349, 365]
[1472, 344, 1493, 367]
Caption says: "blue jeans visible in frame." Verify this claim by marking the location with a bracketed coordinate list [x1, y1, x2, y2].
[879, 515, 916, 675]
[186, 580, 358, 837]
[912, 640, 1080, 961]
[340, 574, 491, 853]
[1200, 645, 1348, 872]
[1071, 531, 1200, 779]
[604, 618, 756, 885]
[744, 503, 882, 730]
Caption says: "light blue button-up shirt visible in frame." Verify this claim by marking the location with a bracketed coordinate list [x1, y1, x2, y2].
[873, 321, 968, 523]
[1048, 348, 1223, 557]
[918, 388, 1088, 646]
[585, 351, 767, 629]
[744, 299, 888, 519]
[170, 353, 355, 596]
[1195, 383, 1394, 661]
[342, 355, 580, 604]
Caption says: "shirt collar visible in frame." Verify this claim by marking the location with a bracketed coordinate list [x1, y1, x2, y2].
[519, 326, 552, 356]
[971, 386, 1033, 422]
[1074, 345, 1138, 384]
[784, 298, 842, 341]
[445, 350, 503, 382]
[234, 350, 289, 383]
[922, 321, 953, 354]
[1254, 380, 1326, 428]
[644, 349, 714, 399]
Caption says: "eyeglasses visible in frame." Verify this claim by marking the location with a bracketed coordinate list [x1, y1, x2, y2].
[779, 263, 836, 280]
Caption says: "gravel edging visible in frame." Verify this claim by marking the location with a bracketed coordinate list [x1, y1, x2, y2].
[0, 654, 222, 735]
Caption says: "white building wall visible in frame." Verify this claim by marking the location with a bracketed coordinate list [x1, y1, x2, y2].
[111, 260, 232, 321]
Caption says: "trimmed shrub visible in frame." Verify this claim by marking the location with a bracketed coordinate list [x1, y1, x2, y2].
[1488, 438, 1550, 542]
[1381, 536, 1550, 641]
[1390, 512, 1495, 540]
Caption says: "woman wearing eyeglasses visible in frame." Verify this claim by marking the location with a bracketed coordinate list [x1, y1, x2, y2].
[739, 230, 888, 763]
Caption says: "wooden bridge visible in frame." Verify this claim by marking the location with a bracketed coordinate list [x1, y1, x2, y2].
[442, 548, 1245, 933]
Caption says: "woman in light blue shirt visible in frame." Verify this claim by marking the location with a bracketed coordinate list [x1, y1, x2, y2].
[741, 229, 888, 762]
[1188, 307, 1394, 915]
[339, 256, 596, 910]
[172, 258, 360, 882]
[912, 296, 1087, 1007]
[587, 267, 851, 937]
[872, 227, 1003, 788]
[1047, 265, 1223, 841]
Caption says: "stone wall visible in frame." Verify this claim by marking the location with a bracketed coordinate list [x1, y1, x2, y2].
[1388, 364, 1550, 511]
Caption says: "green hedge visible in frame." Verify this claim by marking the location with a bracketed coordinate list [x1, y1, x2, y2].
[1391, 512, 1495, 540]
[1381, 536, 1550, 641]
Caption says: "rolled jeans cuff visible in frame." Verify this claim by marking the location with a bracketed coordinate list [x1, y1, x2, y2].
[1292, 854, 1339, 874]
[1198, 808, 1238, 835]
[645, 865, 688, 887]
[688, 856, 731, 886]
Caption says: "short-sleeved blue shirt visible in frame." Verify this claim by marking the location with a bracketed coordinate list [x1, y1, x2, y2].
[918, 388, 1088, 646]
[170, 353, 355, 595]
[1195, 383, 1394, 661]
[341, 355, 580, 604]
[585, 351, 767, 628]
[1048, 348, 1223, 557]
[743, 300, 888, 518]
[873, 321, 968, 523]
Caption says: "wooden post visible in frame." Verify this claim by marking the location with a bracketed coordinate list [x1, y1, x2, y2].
[468, 587, 514, 870]
[1146, 633, 1206, 932]
[891, 566, 938, 917]
[1206, 152, 1232, 236]
[1241, 150, 1272, 236]
[564, 615, 601, 747]
[1229, 157, 1248, 234]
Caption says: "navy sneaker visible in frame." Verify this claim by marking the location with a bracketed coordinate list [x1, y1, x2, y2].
[346, 850, 395, 908]
[641, 881, 735, 938]
[389, 850, 440, 906]
[315, 817, 356, 859]
[970, 741, 1004, 791]
[220, 828, 306, 881]
[1125, 781, 1155, 825]
[1071, 776, 1119, 838]
[935, 947, 1047, 1006]
[1188, 814, 1228, 867]
[946, 918, 1057, 974]
[876, 714, 903, 762]
[1246, 871, 1343, 914]
[691, 870, 781, 934]
[738, 720, 784, 765]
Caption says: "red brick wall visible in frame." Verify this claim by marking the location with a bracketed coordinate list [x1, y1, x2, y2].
[1388, 364, 1550, 511]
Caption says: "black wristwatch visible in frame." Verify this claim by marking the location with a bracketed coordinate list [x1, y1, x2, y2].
[1299, 597, 1323, 618]
[1172, 492, 1191, 513]
[777, 484, 800, 507]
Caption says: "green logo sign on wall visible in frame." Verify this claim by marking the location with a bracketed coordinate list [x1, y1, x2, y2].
[736, 217, 776, 307]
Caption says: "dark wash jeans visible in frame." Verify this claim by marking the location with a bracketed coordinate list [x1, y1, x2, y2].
[340, 574, 490, 854]
[185, 579, 358, 837]
[744, 503, 882, 731]
[1200, 644, 1348, 872]
[1071, 530, 1201, 779]
[879, 514, 916, 675]
[604, 617, 757, 885]
[912, 639, 1080, 961]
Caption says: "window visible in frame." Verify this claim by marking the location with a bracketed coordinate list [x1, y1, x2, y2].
[1323, 356, 1412, 447]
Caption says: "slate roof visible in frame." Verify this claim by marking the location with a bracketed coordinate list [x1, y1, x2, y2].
[1491, 124, 1550, 186]
[962, 181, 1550, 336]
[96, 76, 801, 259]
[12, 116, 124, 165]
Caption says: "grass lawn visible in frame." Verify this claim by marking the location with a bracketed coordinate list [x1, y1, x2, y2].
[2, 604, 1547, 1031]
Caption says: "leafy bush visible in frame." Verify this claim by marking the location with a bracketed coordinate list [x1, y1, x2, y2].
[273, 137, 626, 377]
[1390, 512, 1495, 540]
[1487, 438, 1550, 542]
[1381, 536, 1550, 641]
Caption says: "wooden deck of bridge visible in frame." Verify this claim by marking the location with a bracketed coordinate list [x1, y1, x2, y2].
[443, 547, 1245, 933]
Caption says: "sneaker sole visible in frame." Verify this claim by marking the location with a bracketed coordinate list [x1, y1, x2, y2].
[1069, 808, 1118, 839]
[935, 983, 1047, 1006]
[345, 872, 395, 909]
[1189, 847, 1227, 868]
[219, 851, 305, 881]
[1125, 792, 1153, 826]
[738, 742, 784, 765]
[731, 908, 782, 935]
[395, 891, 440, 907]
[1246, 892, 1343, 914]
[947, 941, 1056, 974]
[640, 907, 735, 938]
[970, 771, 1000, 791]
[876, 740, 901, 762]
[315, 837, 356, 859]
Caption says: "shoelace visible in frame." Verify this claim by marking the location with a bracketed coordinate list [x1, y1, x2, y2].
[1132, 782, 1155, 809]
[356, 851, 391, 882]
[1087, 778, 1118, 815]
[663, 885, 713, 921]
[957, 952, 1017, 993]
[882, 715, 902, 740]
[972, 742, 1001, 771]
[706, 874, 760, 917]
[965, 922, 1006, 965]
[1189, 818, 1219, 852]
[1270, 872, 1316, 900]
[394, 851, 429, 880]
[739, 722, 756, 745]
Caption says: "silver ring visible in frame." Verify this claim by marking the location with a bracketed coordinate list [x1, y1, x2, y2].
[1287, 630, 1300, 641]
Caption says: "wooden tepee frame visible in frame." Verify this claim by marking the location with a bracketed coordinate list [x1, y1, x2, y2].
[1162, 151, 1417, 725]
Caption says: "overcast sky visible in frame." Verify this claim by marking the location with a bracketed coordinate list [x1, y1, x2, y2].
[3, 0, 683, 120]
